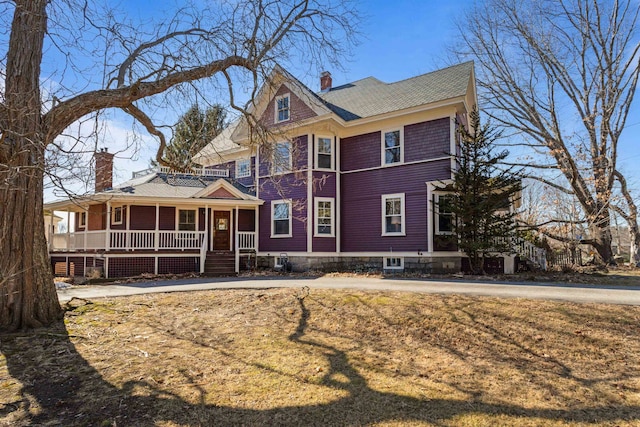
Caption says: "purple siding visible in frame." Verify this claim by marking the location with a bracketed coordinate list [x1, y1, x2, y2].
[198, 208, 206, 231]
[206, 156, 256, 188]
[311, 171, 336, 252]
[341, 131, 381, 171]
[238, 209, 256, 231]
[404, 118, 451, 162]
[159, 206, 175, 230]
[129, 205, 156, 230]
[341, 160, 451, 252]
[258, 175, 307, 252]
[260, 84, 317, 127]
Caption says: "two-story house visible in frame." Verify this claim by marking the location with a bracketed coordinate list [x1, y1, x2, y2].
[46, 61, 538, 278]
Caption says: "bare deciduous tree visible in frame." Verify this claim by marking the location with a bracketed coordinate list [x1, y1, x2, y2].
[457, 0, 640, 265]
[0, 0, 359, 330]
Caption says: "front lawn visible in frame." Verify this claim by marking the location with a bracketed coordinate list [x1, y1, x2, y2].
[1, 288, 639, 426]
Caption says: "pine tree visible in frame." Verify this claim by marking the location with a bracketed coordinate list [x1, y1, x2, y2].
[439, 107, 520, 274]
[157, 104, 227, 172]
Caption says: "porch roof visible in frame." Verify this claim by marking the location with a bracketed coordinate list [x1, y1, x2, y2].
[45, 173, 263, 211]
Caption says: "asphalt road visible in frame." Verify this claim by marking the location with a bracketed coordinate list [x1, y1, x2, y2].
[57, 275, 640, 305]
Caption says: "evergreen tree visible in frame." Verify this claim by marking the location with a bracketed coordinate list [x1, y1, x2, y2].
[157, 104, 227, 172]
[439, 107, 520, 274]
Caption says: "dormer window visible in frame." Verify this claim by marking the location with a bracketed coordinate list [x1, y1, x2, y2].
[275, 94, 290, 123]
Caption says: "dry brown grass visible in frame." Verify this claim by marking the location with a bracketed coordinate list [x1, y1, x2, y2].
[1, 288, 640, 426]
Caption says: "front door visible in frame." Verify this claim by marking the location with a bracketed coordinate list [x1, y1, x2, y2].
[212, 211, 231, 251]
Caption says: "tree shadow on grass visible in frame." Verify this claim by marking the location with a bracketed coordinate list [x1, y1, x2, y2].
[2, 294, 640, 426]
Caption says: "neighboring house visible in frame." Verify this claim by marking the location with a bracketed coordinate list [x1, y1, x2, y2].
[44, 210, 63, 242]
[46, 61, 538, 278]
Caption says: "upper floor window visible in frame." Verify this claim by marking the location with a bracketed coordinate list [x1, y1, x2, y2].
[435, 194, 454, 235]
[382, 193, 405, 236]
[273, 141, 292, 174]
[275, 94, 290, 123]
[271, 200, 292, 237]
[315, 136, 333, 170]
[236, 158, 251, 178]
[382, 129, 403, 165]
[178, 209, 196, 231]
[112, 206, 123, 225]
[314, 197, 334, 237]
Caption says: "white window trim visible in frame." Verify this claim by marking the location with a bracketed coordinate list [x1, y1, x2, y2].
[111, 206, 124, 225]
[381, 193, 406, 236]
[271, 200, 292, 238]
[176, 208, 198, 232]
[78, 211, 87, 228]
[315, 135, 334, 171]
[434, 194, 455, 235]
[236, 158, 251, 178]
[314, 197, 335, 237]
[383, 256, 404, 270]
[381, 128, 404, 166]
[274, 93, 291, 124]
[272, 141, 293, 175]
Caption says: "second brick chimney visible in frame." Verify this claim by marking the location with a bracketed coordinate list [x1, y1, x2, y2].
[94, 148, 114, 192]
[320, 71, 332, 92]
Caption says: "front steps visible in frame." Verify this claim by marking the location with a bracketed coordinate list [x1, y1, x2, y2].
[204, 251, 236, 276]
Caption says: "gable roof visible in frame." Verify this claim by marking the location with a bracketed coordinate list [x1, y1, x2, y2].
[318, 61, 474, 121]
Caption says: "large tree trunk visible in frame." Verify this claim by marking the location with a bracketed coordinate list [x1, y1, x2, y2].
[0, 0, 62, 331]
[588, 223, 614, 266]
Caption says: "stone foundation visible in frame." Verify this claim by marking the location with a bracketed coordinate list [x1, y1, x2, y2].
[257, 255, 464, 274]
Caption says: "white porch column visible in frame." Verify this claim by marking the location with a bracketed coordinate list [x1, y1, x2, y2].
[254, 207, 259, 251]
[66, 209, 70, 252]
[83, 207, 87, 251]
[204, 204, 209, 251]
[426, 183, 434, 254]
[154, 203, 160, 251]
[48, 210, 54, 251]
[235, 205, 240, 273]
[126, 203, 131, 250]
[105, 201, 111, 251]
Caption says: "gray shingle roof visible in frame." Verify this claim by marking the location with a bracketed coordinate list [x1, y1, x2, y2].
[104, 173, 255, 198]
[318, 61, 473, 121]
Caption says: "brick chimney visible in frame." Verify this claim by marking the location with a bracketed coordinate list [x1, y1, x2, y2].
[320, 71, 332, 92]
[94, 148, 114, 192]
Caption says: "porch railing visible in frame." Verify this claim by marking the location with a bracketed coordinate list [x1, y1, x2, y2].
[238, 231, 256, 250]
[51, 230, 205, 252]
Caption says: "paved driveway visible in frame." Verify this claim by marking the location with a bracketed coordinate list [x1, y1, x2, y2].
[58, 275, 640, 305]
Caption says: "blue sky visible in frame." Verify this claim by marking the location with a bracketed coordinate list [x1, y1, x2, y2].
[44, 0, 640, 199]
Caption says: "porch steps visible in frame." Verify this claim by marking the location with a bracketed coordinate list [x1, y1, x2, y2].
[203, 251, 236, 276]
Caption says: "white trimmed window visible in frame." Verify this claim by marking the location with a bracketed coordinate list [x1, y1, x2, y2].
[382, 129, 403, 165]
[178, 209, 196, 231]
[382, 193, 406, 236]
[275, 94, 290, 123]
[236, 158, 251, 178]
[79, 211, 87, 228]
[384, 257, 404, 270]
[271, 200, 292, 237]
[315, 136, 333, 170]
[112, 206, 124, 225]
[435, 194, 454, 235]
[273, 141, 292, 174]
[314, 197, 334, 237]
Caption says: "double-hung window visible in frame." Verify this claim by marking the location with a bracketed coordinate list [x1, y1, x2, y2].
[314, 197, 334, 237]
[78, 211, 87, 228]
[178, 209, 196, 231]
[315, 136, 333, 170]
[236, 158, 251, 178]
[273, 141, 292, 174]
[275, 94, 290, 123]
[383, 129, 403, 165]
[271, 200, 292, 237]
[382, 193, 405, 236]
[435, 194, 454, 234]
[112, 206, 123, 225]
